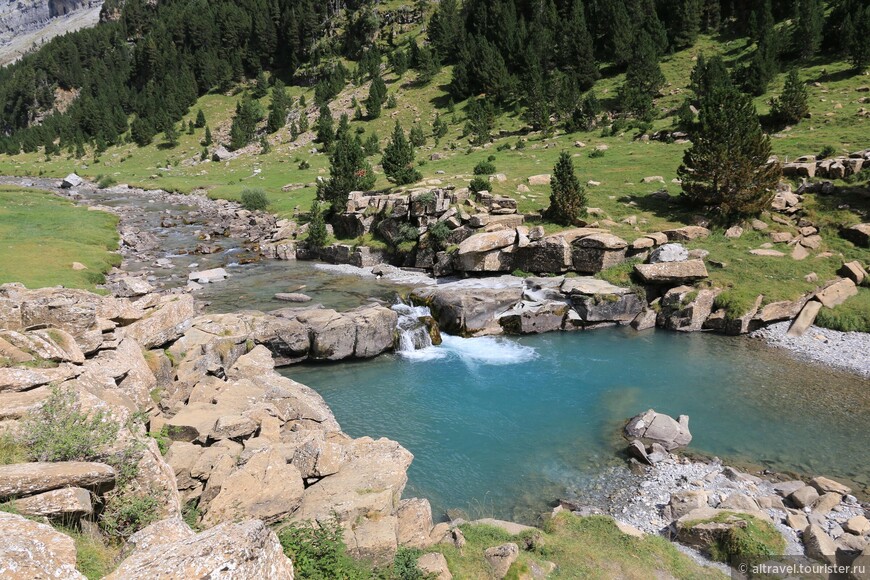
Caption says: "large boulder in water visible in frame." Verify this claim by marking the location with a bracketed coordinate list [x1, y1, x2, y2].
[624, 409, 692, 451]
[411, 284, 523, 336]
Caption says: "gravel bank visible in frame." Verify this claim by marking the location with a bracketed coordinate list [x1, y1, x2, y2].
[750, 321, 870, 378]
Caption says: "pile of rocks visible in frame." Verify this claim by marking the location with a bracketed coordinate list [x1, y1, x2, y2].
[0, 281, 448, 575]
[782, 149, 870, 180]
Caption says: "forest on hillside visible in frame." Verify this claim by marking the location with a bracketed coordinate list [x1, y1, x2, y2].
[0, 0, 868, 157]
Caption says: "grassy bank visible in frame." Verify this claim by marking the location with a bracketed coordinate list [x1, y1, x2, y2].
[427, 515, 725, 579]
[0, 186, 120, 290]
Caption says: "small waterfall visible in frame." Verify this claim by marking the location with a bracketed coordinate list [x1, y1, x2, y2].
[392, 302, 440, 353]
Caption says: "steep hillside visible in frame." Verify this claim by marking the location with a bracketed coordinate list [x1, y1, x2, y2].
[0, 0, 102, 65]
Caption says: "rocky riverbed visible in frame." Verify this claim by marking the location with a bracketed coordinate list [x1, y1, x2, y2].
[751, 321, 870, 378]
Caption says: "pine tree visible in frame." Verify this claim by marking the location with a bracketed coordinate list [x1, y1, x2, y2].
[363, 132, 380, 156]
[661, 0, 701, 50]
[366, 74, 387, 119]
[319, 114, 376, 208]
[743, 10, 779, 97]
[298, 112, 309, 133]
[259, 134, 270, 154]
[307, 200, 328, 248]
[770, 70, 809, 125]
[618, 33, 665, 121]
[195, 109, 206, 128]
[561, 0, 599, 90]
[200, 147, 208, 161]
[163, 123, 179, 148]
[316, 104, 334, 149]
[267, 79, 289, 133]
[229, 96, 262, 150]
[187, 120, 195, 134]
[465, 97, 496, 146]
[203, 125, 213, 146]
[546, 151, 587, 226]
[432, 114, 448, 143]
[678, 79, 781, 222]
[844, 5, 870, 71]
[793, 0, 825, 61]
[598, 0, 634, 66]
[252, 70, 269, 99]
[409, 123, 426, 147]
[290, 121, 299, 141]
[382, 120, 421, 185]
[428, 0, 461, 63]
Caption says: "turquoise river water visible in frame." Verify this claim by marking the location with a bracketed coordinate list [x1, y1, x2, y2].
[284, 328, 870, 522]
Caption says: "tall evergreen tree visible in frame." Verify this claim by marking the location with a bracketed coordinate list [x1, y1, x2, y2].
[366, 74, 387, 119]
[770, 69, 809, 125]
[306, 200, 328, 247]
[843, 4, 870, 71]
[793, 0, 825, 60]
[678, 79, 781, 222]
[194, 109, 206, 128]
[596, 0, 634, 66]
[229, 96, 261, 150]
[619, 33, 666, 121]
[659, 0, 702, 49]
[428, 0, 462, 64]
[561, 0, 599, 90]
[203, 125, 213, 146]
[267, 79, 289, 133]
[163, 123, 179, 148]
[464, 97, 496, 146]
[315, 104, 334, 149]
[382, 120, 421, 185]
[319, 114, 376, 208]
[546, 151, 587, 226]
[743, 6, 779, 96]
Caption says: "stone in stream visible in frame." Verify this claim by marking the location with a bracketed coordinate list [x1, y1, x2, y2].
[274, 292, 312, 303]
[624, 409, 692, 451]
[60, 173, 84, 189]
[188, 267, 228, 284]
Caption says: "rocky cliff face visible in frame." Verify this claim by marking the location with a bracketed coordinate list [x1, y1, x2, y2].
[0, 0, 102, 44]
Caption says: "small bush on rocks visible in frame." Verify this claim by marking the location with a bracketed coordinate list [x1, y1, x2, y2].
[19, 386, 119, 462]
[473, 160, 496, 175]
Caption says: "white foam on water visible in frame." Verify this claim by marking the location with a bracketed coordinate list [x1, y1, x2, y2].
[438, 334, 538, 366]
[397, 345, 449, 361]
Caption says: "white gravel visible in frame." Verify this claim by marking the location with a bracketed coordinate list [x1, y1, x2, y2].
[750, 321, 870, 378]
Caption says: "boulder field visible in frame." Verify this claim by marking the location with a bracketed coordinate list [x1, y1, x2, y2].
[0, 283, 448, 576]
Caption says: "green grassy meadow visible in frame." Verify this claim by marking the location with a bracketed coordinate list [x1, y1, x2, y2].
[0, 186, 120, 290]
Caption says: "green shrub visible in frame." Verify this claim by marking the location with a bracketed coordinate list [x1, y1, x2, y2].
[473, 160, 496, 175]
[588, 148, 605, 158]
[182, 500, 202, 532]
[512, 269, 533, 278]
[96, 175, 116, 189]
[307, 200, 329, 248]
[100, 489, 160, 539]
[396, 223, 420, 244]
[817, 145, 837, 160]
[428, 221, 451, 251]
[147, 427, 171, 456]
[469, 177, 490, 193]
[392, 548, 426, 580]
[19, 386, 119, 462]
[685, 512, 786, 563]
[278, 518, 371, 579]
[299, 160, 311, 170]
[240, 188, 270, 211]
